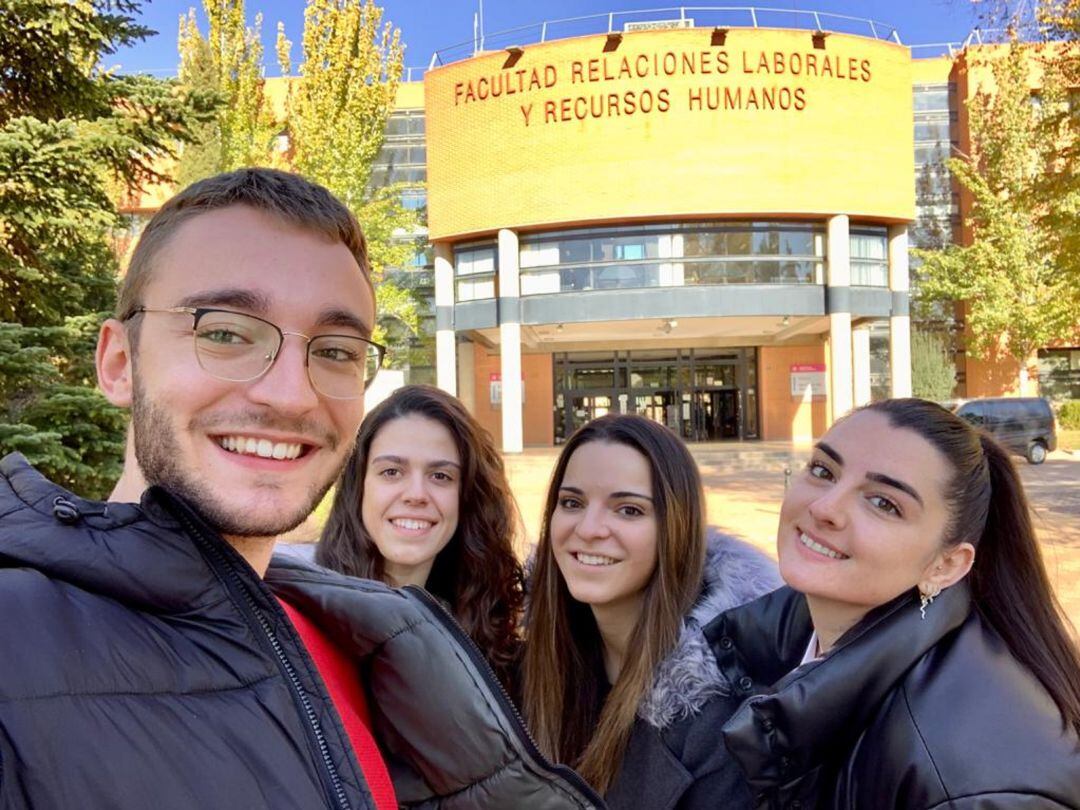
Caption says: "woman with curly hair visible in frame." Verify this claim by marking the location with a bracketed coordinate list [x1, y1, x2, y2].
[317, 385, 524, 689]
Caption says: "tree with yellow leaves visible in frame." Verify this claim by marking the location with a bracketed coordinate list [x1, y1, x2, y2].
[277, 0, 422, 340]
[915, 2, 1080, 386]
[176, 0, 278, 183]
[175, 0, 424, 347]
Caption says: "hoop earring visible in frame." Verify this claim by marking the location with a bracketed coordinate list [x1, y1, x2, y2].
[918, 584, 941, 620]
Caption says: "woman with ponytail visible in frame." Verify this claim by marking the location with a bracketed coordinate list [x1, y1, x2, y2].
[716, 398, 1080, 809]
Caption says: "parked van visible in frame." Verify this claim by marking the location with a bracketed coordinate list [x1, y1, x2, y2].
[951, 397, 1057, 464]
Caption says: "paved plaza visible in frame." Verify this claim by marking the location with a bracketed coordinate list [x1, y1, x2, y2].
[502, 444, 1080, 630]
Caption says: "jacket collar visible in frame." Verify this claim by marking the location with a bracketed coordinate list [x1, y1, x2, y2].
[721, 581, 972, 796]
[0, 453, 258, 613]
[707, 587, 814, 687]
[637, 531, 781, 729]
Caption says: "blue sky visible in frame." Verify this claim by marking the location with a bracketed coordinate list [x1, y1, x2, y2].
[113, 0, 985, 76]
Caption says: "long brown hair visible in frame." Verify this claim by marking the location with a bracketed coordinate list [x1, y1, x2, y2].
[522, 414, 706, 794]
[866, 398, 1080, 737]
[317, 384, 524, 687]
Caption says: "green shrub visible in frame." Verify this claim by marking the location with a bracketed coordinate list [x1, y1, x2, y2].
[1058, 400, 1080, 430]
[911, 330, 956, 402]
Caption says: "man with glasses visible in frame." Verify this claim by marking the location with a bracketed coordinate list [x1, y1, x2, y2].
[0, 169, 602, 809]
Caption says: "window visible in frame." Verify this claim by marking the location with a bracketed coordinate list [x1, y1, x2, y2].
[401, 189, 427, 212]
[915, 142, 953, 164]
[455, 245, 497, 301]
[914, 122, 951, 142]
[373, 110, 427, 201]
[850, 228, 889, 287]
[912, 82, 956, 113]
[956, 402, 985, 425]
[1038, 348, 1080, 400]
[518, 222, 823, 295]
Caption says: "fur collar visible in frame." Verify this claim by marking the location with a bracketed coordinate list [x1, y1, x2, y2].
[638, 530, 781, 730]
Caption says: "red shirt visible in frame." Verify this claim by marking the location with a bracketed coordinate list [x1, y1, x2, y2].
[278, 598, 397, 810]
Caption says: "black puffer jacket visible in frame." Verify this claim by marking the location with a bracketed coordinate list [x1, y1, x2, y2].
[0, 454, 604, 810]
[712, 584, 1080, 809]
[605, 531, 781, 810]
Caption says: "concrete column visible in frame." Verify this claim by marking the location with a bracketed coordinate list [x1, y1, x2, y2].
[433, 242, 456, 396]
[498, 228, 523, 453]
[827, 215, 853, 421]
[888, 224, 913, 398]
[852, 325, 872, 407]
[456, 340, 476, 413]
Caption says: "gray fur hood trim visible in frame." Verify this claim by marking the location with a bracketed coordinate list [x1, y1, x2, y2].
[638, 529, 781, 730]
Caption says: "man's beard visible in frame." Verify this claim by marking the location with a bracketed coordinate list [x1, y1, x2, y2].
[130, 379, 346, 538]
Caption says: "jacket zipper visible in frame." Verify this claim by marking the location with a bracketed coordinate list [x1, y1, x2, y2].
[172, 507, 354, 810]
[404, 584, 606, 808]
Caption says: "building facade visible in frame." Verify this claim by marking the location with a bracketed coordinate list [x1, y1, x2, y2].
[117, 9, 1077, 447]
[418, 18, 916, 448]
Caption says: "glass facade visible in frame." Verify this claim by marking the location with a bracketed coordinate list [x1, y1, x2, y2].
[451, 221, 897, 299]
[367, 107, 434, 385]
[911, 82, 959, 250]
[372, 109, 428, 218]
[868, 320, 892, 400]
[553, 348, 758, 443]
[372, 109, 427, 189]
[517, 222, 824, 296]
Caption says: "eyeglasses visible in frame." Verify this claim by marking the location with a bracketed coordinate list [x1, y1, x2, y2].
[126, 306, 386, 400]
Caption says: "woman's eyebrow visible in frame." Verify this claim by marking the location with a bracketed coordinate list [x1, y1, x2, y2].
[866, 472, 924, 506]
[370, 454, 406, 465]
[816, 441, 843, 465]
[558, 485, 652, 502]
[610, 491, 653, 502]
[427, 459, 461, 470]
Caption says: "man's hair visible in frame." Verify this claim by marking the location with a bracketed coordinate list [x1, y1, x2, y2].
[116, 168, 370, 320]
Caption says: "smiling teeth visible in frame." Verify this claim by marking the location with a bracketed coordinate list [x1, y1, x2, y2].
[218, 436, 302, 460]
[393, 518, 432, 531]
[800, 532, 849, 560]
[575, 553, 618, 566]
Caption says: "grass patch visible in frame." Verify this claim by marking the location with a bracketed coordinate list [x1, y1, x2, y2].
[1059, 429, 1080, 453]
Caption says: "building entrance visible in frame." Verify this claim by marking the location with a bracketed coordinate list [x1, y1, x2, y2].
[566, 392, 614, 435]
[553, 349, 758, 443]
[688, 388, 740, 441]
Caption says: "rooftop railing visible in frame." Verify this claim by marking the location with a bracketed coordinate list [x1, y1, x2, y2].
[427, 6, 902, 68]
[906, 25, 1046, 58]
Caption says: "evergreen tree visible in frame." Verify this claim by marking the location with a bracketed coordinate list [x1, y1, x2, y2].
[176, 0, 278, 184]
[0, 0, 211, 497]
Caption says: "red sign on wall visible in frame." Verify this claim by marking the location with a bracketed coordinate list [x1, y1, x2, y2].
[489, 372, 526, 406]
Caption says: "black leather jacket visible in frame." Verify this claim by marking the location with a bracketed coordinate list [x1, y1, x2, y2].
[0, 454, 604, 810]
[711, 585, 1080, 809]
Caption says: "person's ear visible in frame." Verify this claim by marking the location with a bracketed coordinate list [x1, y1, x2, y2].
[920, 542, 976, 596]
[96, 318, 134, 408]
